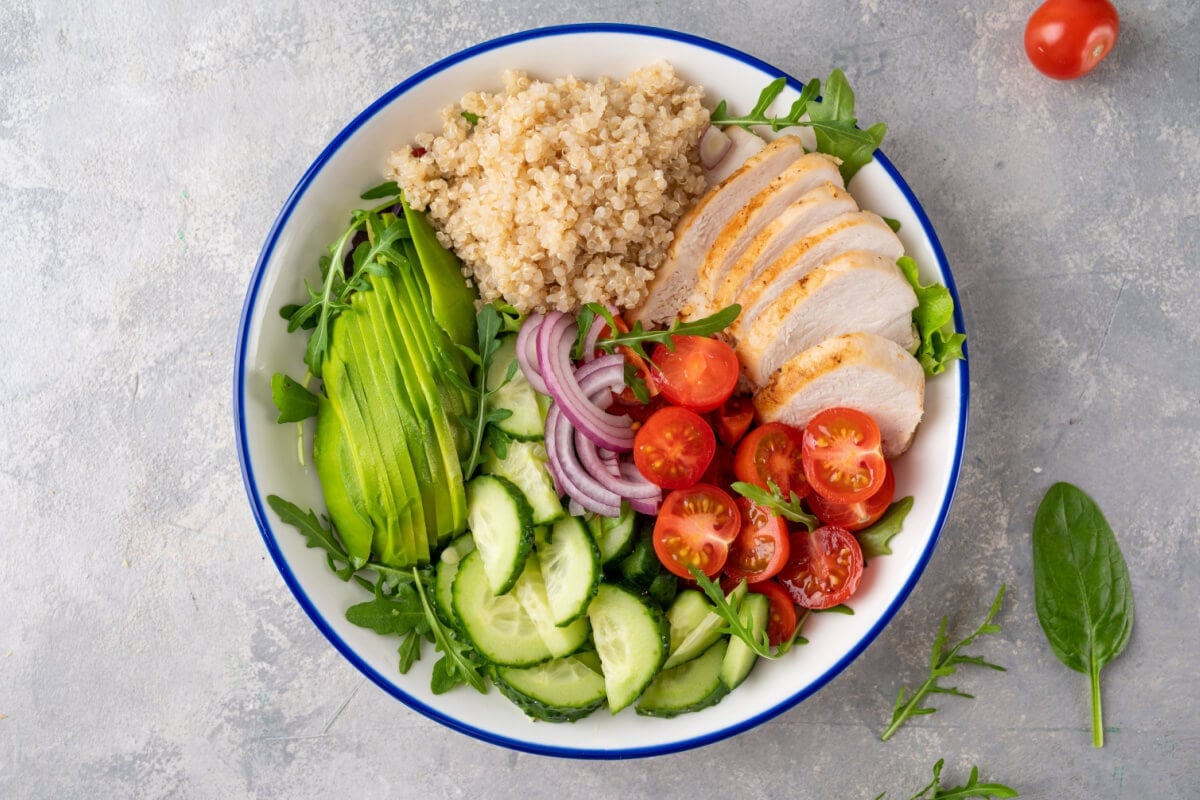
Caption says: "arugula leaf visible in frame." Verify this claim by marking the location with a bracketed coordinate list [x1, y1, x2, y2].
[266, 495, 362, 578]
[587, 303, 741, 360]
[411, 567, 488, 694]
[880, 585, 1007, 741]
[270, 373, 319, 423]
[688, 569, 774, 659]
[709, 70, 885, 182]
[1033, 482, 1133, 748]
[814, 604, 854, 615]
[397, 630, 424, 673]
[455, 303, 518, 481]
[345, 579, 430, 637]
[730, 480, 818, 530]
[857, 496, 914, 561]
[359, 180, 402, 201]
[877, 759, 1018, 799]
[897, 257, 966, 376]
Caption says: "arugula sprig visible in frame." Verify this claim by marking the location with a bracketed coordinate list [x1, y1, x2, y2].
[710, 70, 887, 183]
[280, 183, 410, 377]
[270, 373, 319, 423]
[880, 585, 1008, 741]
[445, 303, 522, 480]
[874, 759, 1018, 800]
[267, 494, 488, 693]
[687, 567, 808, 658]
[731, 480, 819, 530]
[584, 303, 741, 360]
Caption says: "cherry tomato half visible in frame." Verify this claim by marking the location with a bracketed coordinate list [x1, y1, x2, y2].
[1025, 0, 1119, 80]
[734, 422, 810, 500]
[748, 579, 798, 646]
[651, 335, 739, 413]
[724, 498, 791, 584]
[801, 407, 886, 504]
[778, 525, 864, 610]
[712, 395, 755, 447]
[652, 483, 742, 579]
[806, 463, 896, 532]
[633, 406, 716, 490]
[700, 443, 737, 491]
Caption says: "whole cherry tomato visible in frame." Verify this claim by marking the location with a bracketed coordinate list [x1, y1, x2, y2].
[1025, 0, 1119, 80]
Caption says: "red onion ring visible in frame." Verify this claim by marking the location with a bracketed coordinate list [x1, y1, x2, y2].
[574, 429, 661, 500]
[515, 313, 549, 394]
[545, 403, 622, 517]
[580, 312, 607, 364]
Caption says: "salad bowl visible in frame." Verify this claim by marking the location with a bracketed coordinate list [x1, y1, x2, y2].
[234, 22, 968, 759]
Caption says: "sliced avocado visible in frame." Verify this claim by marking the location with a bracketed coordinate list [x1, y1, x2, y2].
[313, 395, 373, 565]
[401, 197, 477, 351]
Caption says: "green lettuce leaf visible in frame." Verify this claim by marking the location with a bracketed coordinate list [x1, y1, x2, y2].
[897, 257, 966, 376]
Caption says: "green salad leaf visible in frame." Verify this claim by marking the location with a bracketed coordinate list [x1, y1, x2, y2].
[270, 373, 319, 423]
[730, 480, 818, 530]
[897, 256, 966, 376]
[266, 495, 362, 578]
[875, 759, 1018, 799]
[1032, 482, 1133, 748]
[857, 496, 914, 561]
[585, 303, 741, 360]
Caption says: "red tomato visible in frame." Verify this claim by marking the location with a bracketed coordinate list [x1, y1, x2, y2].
[603, 315, 660, 402]
[748, 580, 798, 646]
[801, 407, 886, 504]
[712, 395, 755, 447]
[609, 390, 667, 425]
[734, 422, 810, 500]
[778, 525, 864, 610]
[652, 484, 742, 579]
[633, 406, 716, 490]
[650, 335, 739, 413]
[700, 443, 737, 491]
[724, 498, 790, 583]
[807, 464, 896, 532]
[1025, 0, 1119, 80]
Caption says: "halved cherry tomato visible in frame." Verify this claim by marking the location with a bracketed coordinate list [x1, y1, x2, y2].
[700, 443, 737, 491]
[712, 395, 755, 447]
[1025, 0, 1119, 80]
[806, 463, 896, 532]
[652, 483, 741, 579]
[609, 390, 668, 425]
[778, 525, 864, 610]
[734, 422, 810, 499]
[633, 406, 716, 490]
[801, 407, 885, 504]
[724, 498, 790, 583]
[650, 335, 739, 413]
[748, 579, 798, 646]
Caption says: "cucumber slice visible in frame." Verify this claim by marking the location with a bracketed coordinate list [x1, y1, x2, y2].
[614, 526, 661, 590]
[511, 553, 590, 658]
[482, 439, 564, 525]
[487, 335, 545, 440]
[466, 474, 534, 595]
[720, 592, 769, 690]
[537, 517, 601, 626]
[452, 549, 551, 667]
[434, 534, 475, 629]
[493, 653, 607, 723]
[662, 582, 747, 670]
[587, 503, 637, 564]
[646, 571, 680, 609]
[636, 639, 730, 718]
[666, 590, 714, 651]
[587, 584, 668, 714]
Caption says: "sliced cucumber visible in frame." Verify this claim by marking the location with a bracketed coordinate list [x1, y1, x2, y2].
[511, 553, 590, 659]
[587, 584, 668, 714]
[636, 638, 730, 718]
[662, 582, 747, 670]
[493, 653, 607, 723]
[487, 335, 545, 440]
[537, 517, 601, 626]
[466, 474, 533, 595]
[666, 590, 714, 651]
[614, 526, 662, 590]
[434, 534, 475, 629]
[646, 570, 680, 609]
[452, 549, 551, 667]
[720, 592, 769, 690]
[482, 439, 564, 525]
[587, 503, 637, 564]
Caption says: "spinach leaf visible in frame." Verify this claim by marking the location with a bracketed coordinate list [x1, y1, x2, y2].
[1032, 482, 1133, 748]
[858, 496, 913, 561]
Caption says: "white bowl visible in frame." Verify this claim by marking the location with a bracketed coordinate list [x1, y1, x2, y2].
[234, 23, 968, 759]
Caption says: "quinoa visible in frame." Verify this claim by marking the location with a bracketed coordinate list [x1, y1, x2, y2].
[385, 62, 709, 313]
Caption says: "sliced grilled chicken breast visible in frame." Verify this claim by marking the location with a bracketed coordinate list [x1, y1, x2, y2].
[630, 135, 805, 326]
[727, 211, 904, 339]
[753, 332, 925, 458]
[737, 252, 919, 386]
[702, 125, 768, 185]
[690, 152, 844, 314]
[700, 182, 859, 318]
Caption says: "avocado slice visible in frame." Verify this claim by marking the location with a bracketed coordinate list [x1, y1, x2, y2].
[313, 395, 373, 566]
[402, 196, 477, 352]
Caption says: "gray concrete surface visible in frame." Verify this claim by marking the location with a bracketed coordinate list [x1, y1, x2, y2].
[2, 1, 1197, 797]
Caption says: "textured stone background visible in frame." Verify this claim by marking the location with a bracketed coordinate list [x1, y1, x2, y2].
[2, 1, 1197, 797]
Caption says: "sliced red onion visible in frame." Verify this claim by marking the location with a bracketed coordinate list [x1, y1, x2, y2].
[574, 429, 661, 500]
[515, 313, 549, 394]
[567, 498, 586, 517]
[537, 313, 634, 451]
[545, 403, 622, 517]
[699, 124, 733, 170]
[629, 496, 661, 515]
[580, 312, 606, 363]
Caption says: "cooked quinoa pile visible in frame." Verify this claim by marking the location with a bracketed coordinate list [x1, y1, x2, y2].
[386, 62, 709, 313]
